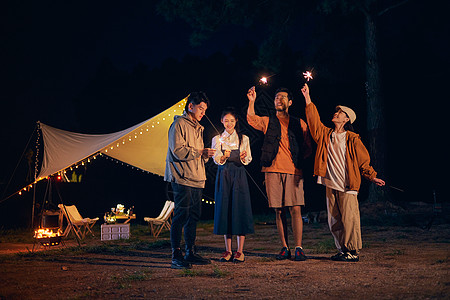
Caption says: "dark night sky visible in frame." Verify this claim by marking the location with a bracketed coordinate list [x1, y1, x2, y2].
[1, 1, 448, 226]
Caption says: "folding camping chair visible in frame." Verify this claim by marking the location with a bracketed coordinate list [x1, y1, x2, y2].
[58, 204, 99, 240]
[144, 201, 174, 238]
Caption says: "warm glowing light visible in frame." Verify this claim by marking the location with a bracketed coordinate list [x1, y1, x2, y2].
[259, 77, 268, 85]
[303, 71, 313, 82]
[34, 228, 61, 239]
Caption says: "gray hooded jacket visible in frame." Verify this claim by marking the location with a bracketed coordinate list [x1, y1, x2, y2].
[164, 112, 208, 188]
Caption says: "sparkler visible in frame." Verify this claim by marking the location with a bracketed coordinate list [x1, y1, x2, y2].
[218, 134, 237, 150]
[258, 74, 276, 85]
[303, 70, 313, 82]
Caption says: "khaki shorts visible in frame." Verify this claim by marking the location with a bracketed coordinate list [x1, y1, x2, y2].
[265, 172, 305, 208]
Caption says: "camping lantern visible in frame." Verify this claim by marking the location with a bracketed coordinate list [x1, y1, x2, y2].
[104, 213, 117, 224]
[116, 204, 125, 214]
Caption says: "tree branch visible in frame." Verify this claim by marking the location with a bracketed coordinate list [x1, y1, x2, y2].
[378, 0, 410, 17]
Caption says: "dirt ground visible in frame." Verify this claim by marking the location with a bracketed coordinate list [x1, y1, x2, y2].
[1, 206, 449, 300]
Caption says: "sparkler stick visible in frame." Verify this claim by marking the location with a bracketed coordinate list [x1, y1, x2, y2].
[389, 185, 405, 193]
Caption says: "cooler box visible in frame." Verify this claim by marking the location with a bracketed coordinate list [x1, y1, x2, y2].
[101, 224, 130, 241]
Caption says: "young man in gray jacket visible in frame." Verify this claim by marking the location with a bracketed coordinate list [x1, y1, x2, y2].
[165, 91, 216, 269]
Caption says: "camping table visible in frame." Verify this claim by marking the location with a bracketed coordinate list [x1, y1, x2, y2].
[114, 214, 136, 224]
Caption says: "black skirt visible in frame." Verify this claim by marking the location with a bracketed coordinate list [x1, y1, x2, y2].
[213, 150, 254, 235]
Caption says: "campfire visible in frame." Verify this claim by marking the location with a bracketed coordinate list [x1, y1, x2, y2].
[34, 228, 62, 246]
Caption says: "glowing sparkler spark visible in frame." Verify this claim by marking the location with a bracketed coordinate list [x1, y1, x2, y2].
[258, 73, 276, 85]
[303, 71, 313, 82]
[219, 135, 237, 149]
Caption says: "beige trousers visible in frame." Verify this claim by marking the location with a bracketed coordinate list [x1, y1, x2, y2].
[326, 187, 362, 252]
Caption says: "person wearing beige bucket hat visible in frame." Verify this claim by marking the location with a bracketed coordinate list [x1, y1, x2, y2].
[301, 83, 385, 262]
[335, 105, 356, 124]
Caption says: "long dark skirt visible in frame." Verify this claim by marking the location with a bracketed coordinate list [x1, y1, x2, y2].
[213, 162, 254, 235]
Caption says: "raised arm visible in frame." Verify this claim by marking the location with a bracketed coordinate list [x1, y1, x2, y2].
[301, 83, 312, 106]
[302, 83, 311, 105]
[301, 84, 329, 143]
[247, 86, 256, 117]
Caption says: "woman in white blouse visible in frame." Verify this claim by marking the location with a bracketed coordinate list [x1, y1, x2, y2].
[212, 108, 254, 263]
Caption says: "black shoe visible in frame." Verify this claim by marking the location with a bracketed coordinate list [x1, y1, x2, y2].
[294, 247, 307, 261]
[171, 248, 192, 269]
[330, 251, 345, 261]
[332, 251, 359, 262]
[276, 247, 291, 260]
[184, 247, 211, 265]
[342, 252, 359, 262]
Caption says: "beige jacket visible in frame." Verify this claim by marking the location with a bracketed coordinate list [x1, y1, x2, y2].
[306, 102, 377, 192]
[164, 112, 208, 188]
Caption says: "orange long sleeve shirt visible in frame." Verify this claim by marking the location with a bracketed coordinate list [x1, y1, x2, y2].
[247, 114, 311, 176]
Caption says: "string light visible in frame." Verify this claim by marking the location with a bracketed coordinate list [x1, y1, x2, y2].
[102, 98, 186, 154]
[13, 98, 188, 199]
[201, 198, 215, 205]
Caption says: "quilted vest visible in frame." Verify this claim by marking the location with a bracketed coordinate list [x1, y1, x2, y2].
[260, 115, 304, 170]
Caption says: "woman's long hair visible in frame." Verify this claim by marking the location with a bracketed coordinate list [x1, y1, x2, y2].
[221, 107, 243, 147]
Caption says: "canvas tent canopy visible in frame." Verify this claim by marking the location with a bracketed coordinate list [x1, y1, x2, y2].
[36, 97, 187, 181]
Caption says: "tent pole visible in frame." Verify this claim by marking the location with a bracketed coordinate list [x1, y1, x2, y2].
[31, 123, 40, 229]
[31, 185, 36, 229]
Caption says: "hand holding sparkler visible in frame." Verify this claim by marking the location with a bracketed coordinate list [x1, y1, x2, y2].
[372, 177, 385, 187]
[247, 86, 256, 102]
[301, 83, 311, 105]
[247, 86, 257, 117]
[219, 149, 231, 164]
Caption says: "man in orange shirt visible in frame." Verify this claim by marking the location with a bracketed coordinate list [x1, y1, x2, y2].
[247, 86, 311, 261]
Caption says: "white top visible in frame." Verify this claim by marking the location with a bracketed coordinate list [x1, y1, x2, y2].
[211, 130, 252, 166]
[317, 131, 357, 195]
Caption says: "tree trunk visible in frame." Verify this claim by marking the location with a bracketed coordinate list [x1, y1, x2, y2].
[363, 8, 389, 202]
